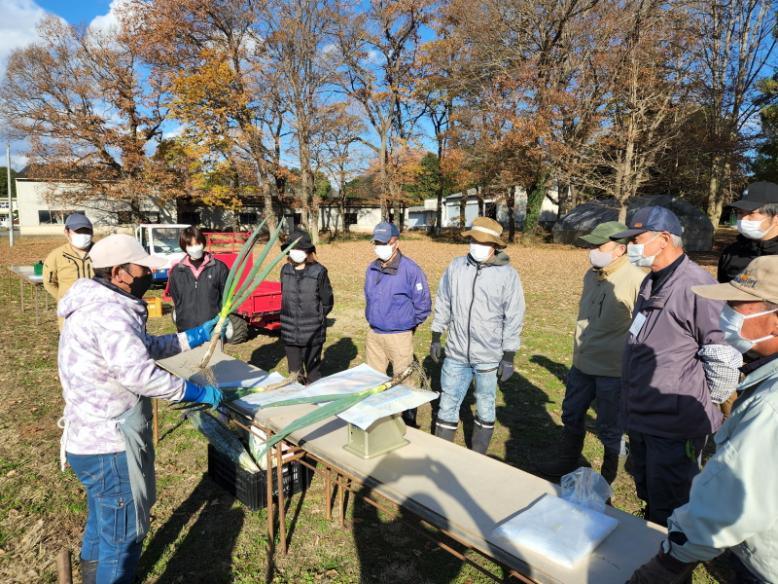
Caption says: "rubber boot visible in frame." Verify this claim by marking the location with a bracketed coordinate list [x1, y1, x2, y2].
[402, 407, 419, 429]
[471, 417, 494, 455]
[81, 559, 98, 584]
[434, 420, 457, 442]
[535, 429, 585, 480]
[600, 449, 622, 485]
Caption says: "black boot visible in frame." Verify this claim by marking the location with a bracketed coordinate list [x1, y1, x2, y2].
[434, 420, 457, 442]
[535, 429, 585, 480]
[81, 559, 98, 584]
[471, 417, 494, 455]
[600, 448, 622, 484]
[402, 408, 419, 429]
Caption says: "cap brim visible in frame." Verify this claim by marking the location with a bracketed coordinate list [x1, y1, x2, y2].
[691, 282, 764, 302]
[135, 254, 168, 269]
[610, 228, 647, 240]
[579, 234, 608, 245]
[462, 230, 505, 247]
[729, 200, 763, 212]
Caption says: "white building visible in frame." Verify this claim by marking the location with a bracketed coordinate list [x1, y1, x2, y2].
[15, 178, 176, 235]
[318, 203, 384, 234]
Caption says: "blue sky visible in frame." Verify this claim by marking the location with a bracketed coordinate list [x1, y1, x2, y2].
[37, 0, 112, 24]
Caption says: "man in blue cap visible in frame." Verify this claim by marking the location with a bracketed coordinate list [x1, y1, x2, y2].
[364, 222, 431, 426]
[611, 206, 741, 527]
[43, 213, 95, 328]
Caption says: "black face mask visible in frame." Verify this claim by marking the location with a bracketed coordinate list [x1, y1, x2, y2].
[125, 270, 153, 299]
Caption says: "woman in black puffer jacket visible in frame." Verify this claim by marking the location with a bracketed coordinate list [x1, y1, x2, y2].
[280, 228, 334, 383]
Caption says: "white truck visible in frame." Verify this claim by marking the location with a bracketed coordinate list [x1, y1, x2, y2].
[134, 223, 190, 282]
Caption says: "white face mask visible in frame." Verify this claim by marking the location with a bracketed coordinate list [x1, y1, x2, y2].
[289, 249, 308, 264]
[737, 218, 772, 240]
[70, 232, 92, 250]
[589, 248, 616, 269]
[469, 242, 493, 263]
[719, 304, 778, 353]
[627, 234, 660, 268]
[374, 244, 394, 262]
[186, 244, 204, 260]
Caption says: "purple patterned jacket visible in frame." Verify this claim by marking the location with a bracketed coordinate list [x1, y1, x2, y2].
[58, 278, 188, 455]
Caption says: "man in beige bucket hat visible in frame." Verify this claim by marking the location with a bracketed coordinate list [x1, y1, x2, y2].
[628, 255, 778, 583]
[430, 217, 525, 454]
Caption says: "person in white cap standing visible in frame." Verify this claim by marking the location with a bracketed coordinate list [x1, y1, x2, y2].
[430, 217, 525, 454]
[628, 255, 778, 584]
[57, 234, 222, 584]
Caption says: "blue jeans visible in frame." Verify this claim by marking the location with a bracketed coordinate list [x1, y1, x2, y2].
[67, 452, 142, 584]
[561, 366, 623, 453]
[437, 358, 499, 425]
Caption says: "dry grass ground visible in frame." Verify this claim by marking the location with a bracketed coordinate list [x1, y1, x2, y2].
[0, 233, 732, 583]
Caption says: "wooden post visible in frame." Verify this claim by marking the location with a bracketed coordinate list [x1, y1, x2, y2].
[276, 443, 287, 554]
[152, 399, 159, 445]
[56, 549, 72, 584]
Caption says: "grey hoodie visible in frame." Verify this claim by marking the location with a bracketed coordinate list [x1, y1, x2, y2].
[432, 251, 525, 364]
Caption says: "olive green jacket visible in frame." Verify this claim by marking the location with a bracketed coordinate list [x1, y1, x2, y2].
[43, 242, 94, 303]
[572, 256, 645, 377]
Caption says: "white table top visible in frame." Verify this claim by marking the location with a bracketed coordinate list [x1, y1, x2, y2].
[8, 265, 43, 284]
[158, 347, 666, 584]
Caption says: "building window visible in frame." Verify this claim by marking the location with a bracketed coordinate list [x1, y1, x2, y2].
[344, 212, 358, 226]
[39, 210, 78, 224]
[117, 211, 133, 224]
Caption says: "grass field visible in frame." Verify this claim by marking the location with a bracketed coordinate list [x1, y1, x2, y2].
[0, 233, 733, 583]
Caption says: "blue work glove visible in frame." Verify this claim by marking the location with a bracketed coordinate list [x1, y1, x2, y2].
[184, 316, 219, 349]
[181, 380, 223, 408]
[497, 352, 515, 383]
[430, 331, 443, 364]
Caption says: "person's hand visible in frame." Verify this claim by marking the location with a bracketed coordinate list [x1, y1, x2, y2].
[181, 381, 223, 408]
[184, 316, 219, 349]
[430, 332, 442, 364]
[497, 352, 515, 382]
[626, 550, 696, 584]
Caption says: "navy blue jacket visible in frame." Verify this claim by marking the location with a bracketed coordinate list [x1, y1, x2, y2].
[364, 252, 431, 333]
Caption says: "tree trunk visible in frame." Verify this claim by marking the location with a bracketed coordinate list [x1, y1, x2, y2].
[707, 155, 724, 227]
[524, 171, 548, 231]
[459, 196, 466, 228]
[507, 187, 516, 243]
[617, 198, 628, 223]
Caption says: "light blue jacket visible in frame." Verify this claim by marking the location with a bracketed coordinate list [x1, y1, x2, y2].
[667, 357, 778, 581]
[431, 251, 525, 364]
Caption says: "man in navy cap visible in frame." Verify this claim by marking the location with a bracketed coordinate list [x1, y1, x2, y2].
[364, 222, 431, 426]
[44, 213, 95, 328]
[611, 207, 741, 527]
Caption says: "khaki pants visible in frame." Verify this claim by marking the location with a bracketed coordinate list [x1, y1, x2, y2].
[365, 330, 414, 378]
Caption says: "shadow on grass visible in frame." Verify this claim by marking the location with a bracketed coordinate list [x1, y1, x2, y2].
[138, 476, 244, 583]
[249, 334, 286, 372]
[321, 337, 359, 376]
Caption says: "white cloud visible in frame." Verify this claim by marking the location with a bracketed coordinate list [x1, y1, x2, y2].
[0, 0, 49, 77]
[88, 0, 131, 35]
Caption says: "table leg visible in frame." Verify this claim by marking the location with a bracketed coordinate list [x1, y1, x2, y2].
[266, 437, 274, 542]
[19, 277, 24, 312]
[34, 284, 40, 325]
[324, 467, 332, 521]
[275, 444, 287, 554]
[337, 474, 345, 528]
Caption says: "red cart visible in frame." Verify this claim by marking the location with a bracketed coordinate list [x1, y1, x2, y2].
[162, 233, 283, 343]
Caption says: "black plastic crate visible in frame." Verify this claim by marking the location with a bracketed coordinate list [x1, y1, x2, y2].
[207, 444, 311, 511]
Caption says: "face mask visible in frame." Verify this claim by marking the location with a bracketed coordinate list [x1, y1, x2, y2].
[589, 248, 616, 269]
[719, 304, 778, 353]
[123, 269, 153, 299]
[186, 244, 204, 260]
[289, 249, 308, 264]
[627, 234, 660, 268]
[469, 242, 493, 263]
[70, 233, 92, 250]
[374, 244, 394, 262]
[737, 218, 772, 240]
